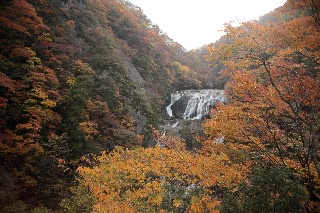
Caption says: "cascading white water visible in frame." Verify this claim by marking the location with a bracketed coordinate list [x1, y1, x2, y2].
[166, 89, 226, 120]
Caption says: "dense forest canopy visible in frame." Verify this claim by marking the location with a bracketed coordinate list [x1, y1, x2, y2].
[0, 0, 319, 212]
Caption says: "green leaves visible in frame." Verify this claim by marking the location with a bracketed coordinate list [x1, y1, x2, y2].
[221, 165, 307, 213]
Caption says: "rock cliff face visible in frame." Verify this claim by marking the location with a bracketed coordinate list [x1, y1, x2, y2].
[171, 95, 191, 118]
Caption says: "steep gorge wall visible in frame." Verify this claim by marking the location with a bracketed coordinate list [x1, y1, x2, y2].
[29, 0, 213, 150]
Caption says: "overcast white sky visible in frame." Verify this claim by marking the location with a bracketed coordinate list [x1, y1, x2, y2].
[129, 0, 287, 50]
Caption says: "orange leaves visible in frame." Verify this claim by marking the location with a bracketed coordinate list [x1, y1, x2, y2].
[77, 146, 244, 212]
[65, 20, 75, 31]
[268, 64, 320, 112]
[152, 129, 186, 151]
[79, 121, 99, 141]
[74, 59, 95, 76]
[0, 50, 60, 164]
[204, 103, 248, 142]
[205, 1, 320, 200]
[188, 196, 221, 213]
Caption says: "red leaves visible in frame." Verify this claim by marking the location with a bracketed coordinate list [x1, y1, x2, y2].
[1, 0, 48, 36]
[80, 100, 141, 146]
[0, 0, 49, 61]
[0, 16, 30, 37]
[0, 71, 17, 94]
[9, 47, 31, 60]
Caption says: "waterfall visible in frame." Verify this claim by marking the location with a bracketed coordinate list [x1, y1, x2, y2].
[160, 89, 226, 147]
[166, 89, 226, 120]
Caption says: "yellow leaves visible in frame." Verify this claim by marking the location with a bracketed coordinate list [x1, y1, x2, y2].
[31, 87, 48, 99]
[66, 76, 77, 87]
[172, 61, 198, 83]
[38, 32, 52, 42]
[25, 48, 41, 66]
[40, 99, 56, 108]
[76, 146, 245, 212]
[27, 87, 57, 109]
[207, 43, 239, 69]
[208, 23, 271, 71]
[165, 68, 175, 83]
[173, 199, 183, 208]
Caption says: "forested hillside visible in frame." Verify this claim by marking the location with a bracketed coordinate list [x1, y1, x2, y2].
[0, 0, 319, 212]
[0, 0, 212, 211]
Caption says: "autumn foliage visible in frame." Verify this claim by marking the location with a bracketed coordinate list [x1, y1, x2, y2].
[1, 0, 319, 212]
[0, 0, 210, 211]
[75, 145, 246, 213]
[205, 0, 320, 211]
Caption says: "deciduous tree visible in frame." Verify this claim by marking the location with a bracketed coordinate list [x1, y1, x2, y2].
[74, 144, 246, 212]
[205, 0, 320, 208]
